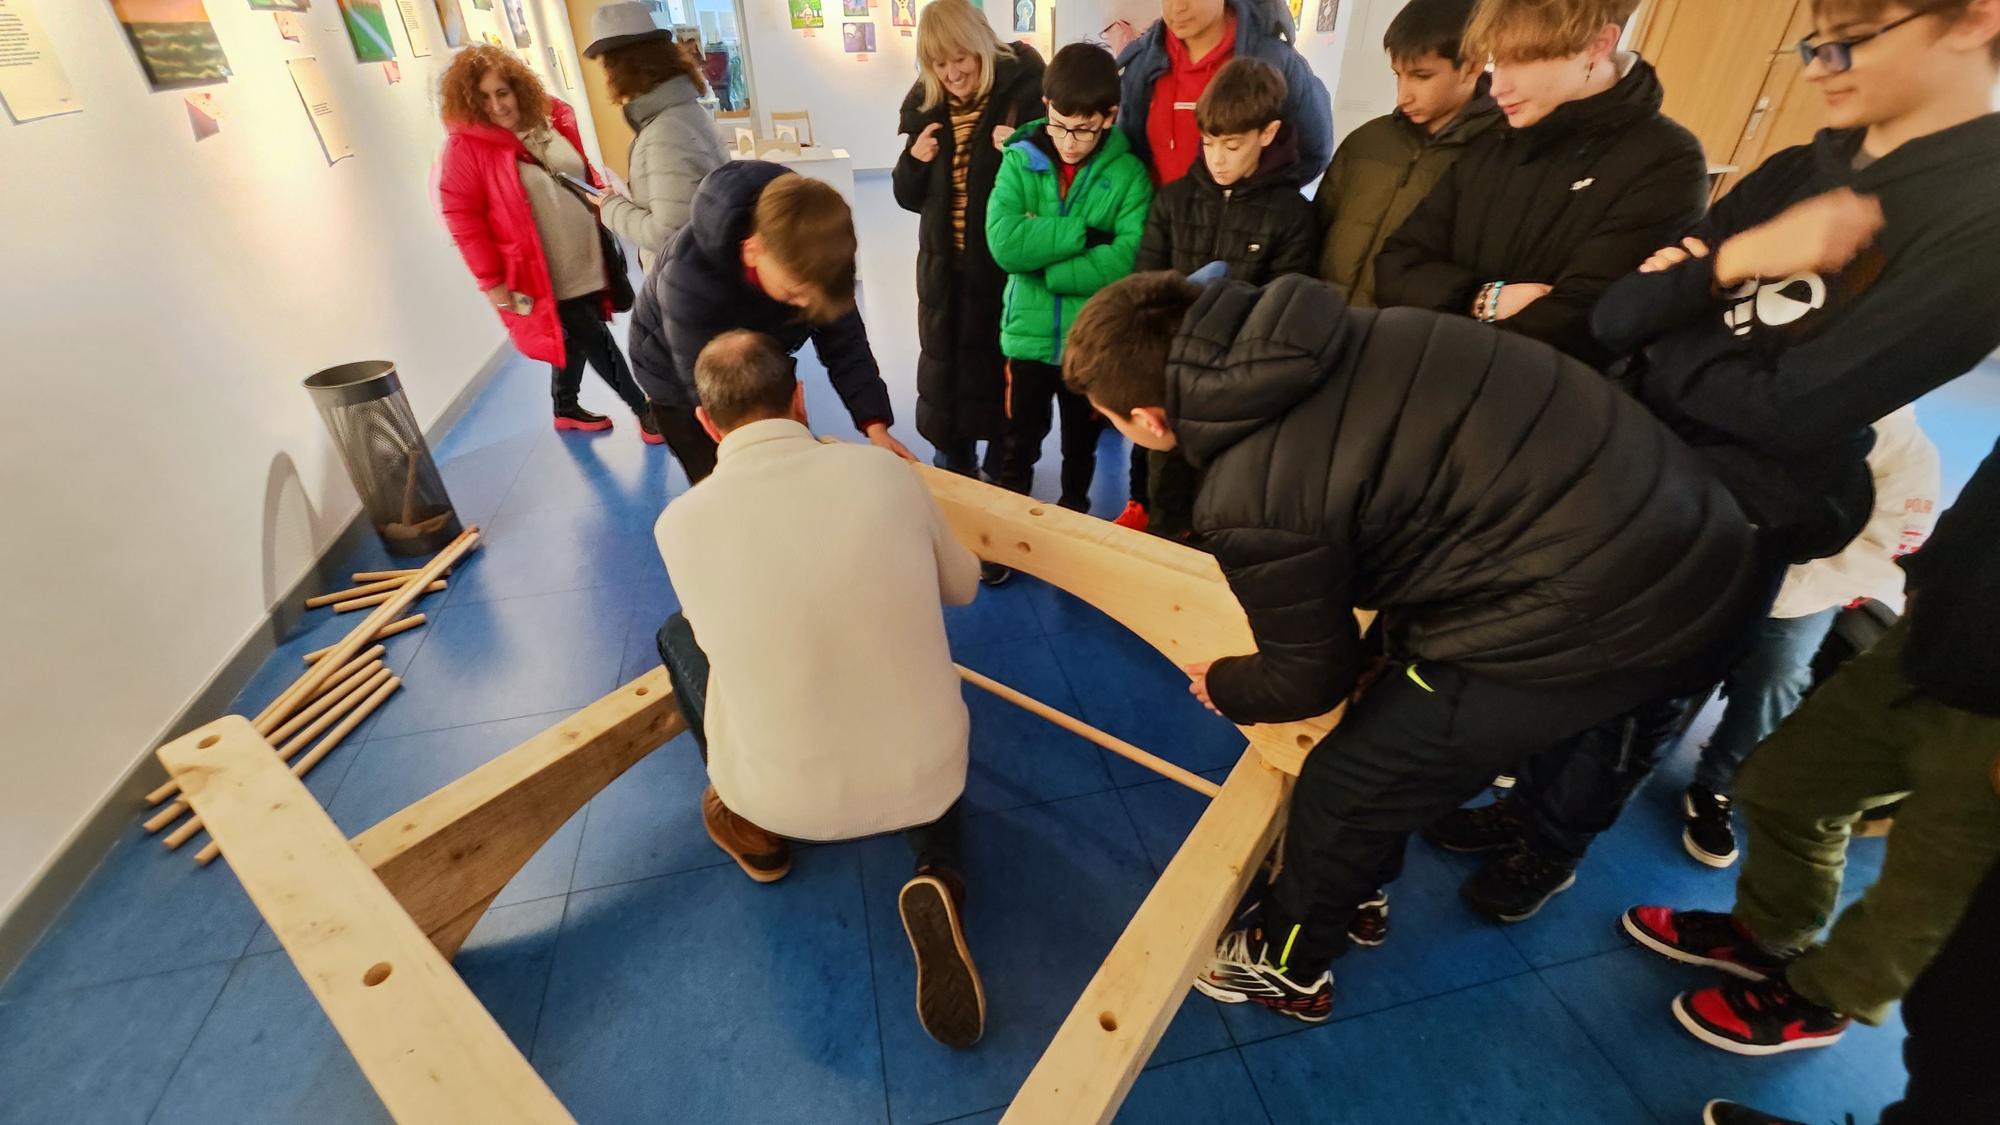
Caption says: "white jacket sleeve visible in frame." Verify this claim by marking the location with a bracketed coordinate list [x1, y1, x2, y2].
[920, 470, 981, 608]
[1770, 406, 1941, 618]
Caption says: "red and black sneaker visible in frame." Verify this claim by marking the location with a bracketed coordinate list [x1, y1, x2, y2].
[1111, 500, 1149, 532]
[1673, 978, 1849, 1056]
[1192, 926, 1333, 1024]
[1621, 906, 1789, 980]
[1347, 889, 1389, 948]
[554, 406, 613, 433]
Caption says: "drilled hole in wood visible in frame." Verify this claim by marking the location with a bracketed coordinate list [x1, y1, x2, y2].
[197, 735, 219, 749]
[362, 962, 393, 987]
[1296, 734, 1313, 749]
[1027, 507, 1046, 517]
[634, 686, 649, 696]
[1015, 541, 1032, 554]
[1097, 1011, 1118, 1032]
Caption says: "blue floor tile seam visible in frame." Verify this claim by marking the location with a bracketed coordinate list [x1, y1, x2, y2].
[139, 952, 239, 1125]
[523, 890, 580, 1066]
[1225, 961, 1550, 1048]
[854, 849, 897, 1125]
[0, 951, 244, 1013]
[1534, 949, 1676, 1125]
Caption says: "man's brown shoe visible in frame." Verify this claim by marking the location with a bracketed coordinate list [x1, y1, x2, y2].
[702, 786, 791, 883]
[899, 872, 985, 1048]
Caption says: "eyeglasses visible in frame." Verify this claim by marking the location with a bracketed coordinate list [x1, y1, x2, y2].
[1046, 121, 1103, 142]
[1796, 9, 1928, 74]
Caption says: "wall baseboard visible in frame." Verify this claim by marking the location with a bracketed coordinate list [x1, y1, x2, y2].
[0, 343, 514, 982]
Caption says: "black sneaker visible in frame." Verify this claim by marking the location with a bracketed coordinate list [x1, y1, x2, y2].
[1620, 906, 1789, 981]
[1702, 1100, 1811, 1125]
[899, 872, 985, 1049]
[1682, 785, 1739, 868]
[1347, 889, 1389, 947]
[1424, 798, 1526, 854]
[978, 562, 1012, 587]
[636, 410, 665, 445]
[1461, 844, 1576, 922]
[1192, 926, 1333, 1023]
[553, 405, 613, 432]
[1673, 977, 1849, 1056]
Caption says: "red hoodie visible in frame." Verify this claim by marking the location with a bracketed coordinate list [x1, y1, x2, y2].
[1144, 11, 1237, 185]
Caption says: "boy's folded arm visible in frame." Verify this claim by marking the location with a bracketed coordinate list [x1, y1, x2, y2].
[985, 209, 1089, 272]
[1043, 175, 1153, 294]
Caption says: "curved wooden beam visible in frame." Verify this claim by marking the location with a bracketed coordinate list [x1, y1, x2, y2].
[916, 463, 1339, 776]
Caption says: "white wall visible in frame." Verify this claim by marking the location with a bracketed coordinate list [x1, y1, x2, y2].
[0, 2, 534, 921]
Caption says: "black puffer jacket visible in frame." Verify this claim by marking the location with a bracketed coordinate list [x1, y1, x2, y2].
[892, 45, 1045, 449]
[1373, 55, 1707, 368]
[1177, 276, 1758, 724]
[628, 161, 893, 427]
[1134, 124, 1320, 281]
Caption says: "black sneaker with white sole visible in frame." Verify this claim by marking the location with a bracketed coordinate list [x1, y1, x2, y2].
[1461, 844, 1576, 922]
[1192, 926, 1333, 1023]
[899, 873, 985, 1049]
[1347, 889, 1389, 948]
[1424, 798, 1526, 854]
[1620, 906, 1790, 980]
[1682, 785, 1739, 868]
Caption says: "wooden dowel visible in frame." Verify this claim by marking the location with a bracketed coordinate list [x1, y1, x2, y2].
[253, 529, 477, 738]
[331, 579, 445, 613]
[351, 568, 420, 582]
[304, 576, 410, 608]
[168, 668, 392, 851]
[955, 664, 1223, 799]
[195, 676, 402, 867]
[268, 653, 384, 747]
[303, 615, 424, 664]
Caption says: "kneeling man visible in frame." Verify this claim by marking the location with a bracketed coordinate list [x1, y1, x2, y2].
[1062, 273, 1761, 1022]
[654, 330, 986, 1047]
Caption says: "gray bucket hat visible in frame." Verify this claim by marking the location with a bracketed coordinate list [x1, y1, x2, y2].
[582, 1, 671, 58]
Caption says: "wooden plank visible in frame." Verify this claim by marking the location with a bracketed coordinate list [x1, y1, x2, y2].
[352, 666, 685, 956]
[916, 463, 1340, 775]
[1001, 748, 1290, 1124]
[157, 716, 575, 1125]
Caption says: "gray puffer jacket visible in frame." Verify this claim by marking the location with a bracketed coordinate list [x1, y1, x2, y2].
[598, 75, 727, 270]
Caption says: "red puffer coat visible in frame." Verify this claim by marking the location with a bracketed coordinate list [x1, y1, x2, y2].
[434, 99, 611, 366]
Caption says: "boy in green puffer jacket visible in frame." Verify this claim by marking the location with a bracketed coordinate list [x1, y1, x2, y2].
[987, 42, 1153, 513]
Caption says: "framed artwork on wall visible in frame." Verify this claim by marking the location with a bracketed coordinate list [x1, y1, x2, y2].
[841, 19, 874, 52]
[503, 0, 531, 46]
[789, 0, 822, 29]
[247, 1, 311, 11]
[1013, 0, 1033, 32]
[891, 0, 913, 28]
[108, 0, 232, 91]
[432, 0, 466, 46]
[337, 0, 398, 62]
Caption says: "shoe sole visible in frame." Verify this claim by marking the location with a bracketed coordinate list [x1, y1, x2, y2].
[554, 417, 614, 432]
[1189, 975, 1330, 1023]
[1347, 935, 1387, 948]
[703, 820, 790, 884]
[639, 431, 664, 445]
[1480, 868, 1568, 920]
[900, 878, 985, 1049]
[1619, 911, 1771, 981]
[1424, 832, 1518, 855]
[1680, 795, 1739, 869]
[1671, 992, 1843, 1056]
[1492, 775, 1516, 789]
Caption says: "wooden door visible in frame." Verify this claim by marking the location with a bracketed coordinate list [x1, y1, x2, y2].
[1717, 1, 1827, 192]
[1635, 0, 1808, 172]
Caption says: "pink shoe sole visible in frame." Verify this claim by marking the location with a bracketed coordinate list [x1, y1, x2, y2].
[554, 415, 614, 433]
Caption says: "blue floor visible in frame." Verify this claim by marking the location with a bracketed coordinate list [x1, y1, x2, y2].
[5, 170, 1997, 1123]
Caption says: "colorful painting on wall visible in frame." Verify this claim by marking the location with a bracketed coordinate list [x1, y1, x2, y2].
[840, 0, 866, 15]
[891, 0, 913, 28]
[788, 0, 822, 29]
[502, 0, 530, 46]
[247, 0, 311, 11]
[1286, 0, 1301, 27]
[841, 19, 874, 52]
[1013, 0, 1033, 32]
[1314, 0, 1336, 33]
[337, 0, 397, 61]
[432, 0, 465, 46]
[107, 0, 232, 91]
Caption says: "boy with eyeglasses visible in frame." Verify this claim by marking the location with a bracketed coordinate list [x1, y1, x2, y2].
[1569, 0, 2000, 1062]
[986, 43, 1153, 511]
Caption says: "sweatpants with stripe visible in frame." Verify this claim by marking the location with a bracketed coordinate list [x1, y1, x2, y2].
[1260, 660, 1671, 977]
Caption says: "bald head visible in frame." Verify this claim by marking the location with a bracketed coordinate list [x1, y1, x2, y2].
[694, 330, 799, 433]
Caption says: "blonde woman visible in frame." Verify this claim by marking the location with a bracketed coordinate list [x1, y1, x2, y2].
[892, 0, 1044, 502]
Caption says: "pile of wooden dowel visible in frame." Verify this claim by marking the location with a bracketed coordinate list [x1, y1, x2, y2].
[141, 528, 482, 867]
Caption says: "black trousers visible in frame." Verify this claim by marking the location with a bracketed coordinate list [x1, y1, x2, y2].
[1510, 693, 1703, 861]
[1880, 855, 2000, 1124]
[648, 402, 719, 485]
[553, 295, 647, 415]
[1260, 661, 1670, 977]
[932, 437, 1003, 481]
[656, 613, 962, 872]
[1127, 443, 1149, 508]
[998, 359, 1099, 510]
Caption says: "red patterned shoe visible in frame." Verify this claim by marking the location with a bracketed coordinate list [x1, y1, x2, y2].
[1111, 500, 1149, 532]
[1621, 906, 1789, 980]
[1347, 889, 1389, 948]
[1192, 926, 1333, 1024]
[1673, 978, 1849, 1056]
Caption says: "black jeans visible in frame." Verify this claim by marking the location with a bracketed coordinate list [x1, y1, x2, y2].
[998, 359, 1099, 509]
[1260, 661, 1669, 977]
[648, 402, 719, 485]
[553, 295, 647, 415]
[1509, 692, 1704, 862]
[1127, 443, 1149, 508]
[656, 614, 962, 872]
[1880, 855, 2000, 1124]
[931, 437, 1003, 481]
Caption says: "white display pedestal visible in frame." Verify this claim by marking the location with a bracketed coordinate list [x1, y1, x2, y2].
[727, 146, 857, 206]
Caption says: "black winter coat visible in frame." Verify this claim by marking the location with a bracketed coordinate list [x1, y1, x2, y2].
[1175, 276, 1758, 725]
[1134, 125, 1320, 281]
[629, 161, 893, 428]
[1374, 55, 1707, 368]
[1595, 115, 2000, 562]
[892, 46, 1046, 448]
[1900, 437, 2000, 716]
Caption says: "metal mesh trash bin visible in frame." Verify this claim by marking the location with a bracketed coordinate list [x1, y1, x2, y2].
[303, 361, 462, 557]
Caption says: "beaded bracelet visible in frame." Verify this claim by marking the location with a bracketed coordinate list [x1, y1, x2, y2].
[1476, 281, 1505, 323]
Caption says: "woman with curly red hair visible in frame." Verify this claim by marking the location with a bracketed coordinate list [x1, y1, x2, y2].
[434, 45, 656, 439]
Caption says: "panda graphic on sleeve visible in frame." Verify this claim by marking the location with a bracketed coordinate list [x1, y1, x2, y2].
[1721, 250, 1884, 341]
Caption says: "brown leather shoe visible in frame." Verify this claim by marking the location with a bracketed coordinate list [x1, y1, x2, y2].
[899, 872, 985, 1048]
[702, 785, 791, 883]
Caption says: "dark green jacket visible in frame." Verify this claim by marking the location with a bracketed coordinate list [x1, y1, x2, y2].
[1313, 96, 1499, 307]
[986, 120, 1153, 364]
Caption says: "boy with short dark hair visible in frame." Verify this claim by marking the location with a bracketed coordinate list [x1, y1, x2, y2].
[1133, 55, 1318, 538]
[1315, 0, 1499, 307]
[985, 43, 1153, 512]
